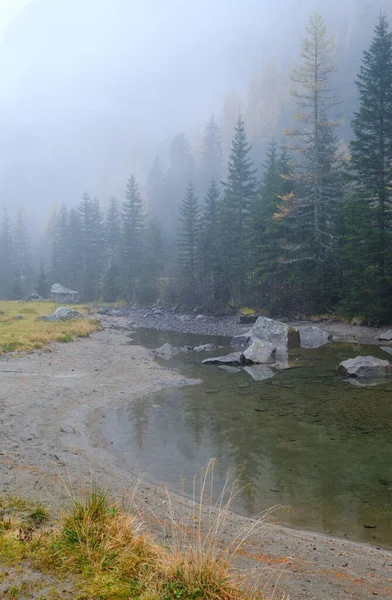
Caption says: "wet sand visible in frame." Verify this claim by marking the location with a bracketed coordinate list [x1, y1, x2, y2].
[1, 326, 391, 599]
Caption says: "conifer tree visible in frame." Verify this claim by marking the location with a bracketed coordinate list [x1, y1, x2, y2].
[178, 181, 200, 284]
[0, 206, 13, 299]
[36, 262, 49, 298]
[220, 115, 257, 304]
[343, 12, 392, 320]
[67, 209, 83, 292]
[122, 175, 145, 300]
[199, 180, 221, 301]
[78, 193, 104, 301]
[139, 218, 165, 303]
[198, 115, 223, 199]
[276, 12, 345, 311]
[12, 208, 33, 298]
[51, 204, 69, 285]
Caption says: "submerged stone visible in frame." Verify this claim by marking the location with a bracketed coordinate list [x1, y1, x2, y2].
[244, 365, 276, 381]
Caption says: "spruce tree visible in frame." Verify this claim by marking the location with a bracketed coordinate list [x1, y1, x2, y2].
[105, 197, 121, 261]
[78, 194, 104, 301]
[220, 115, 257, 304]
[177, 182, 200, 299]
[122, 175, 145, 301]
[199, 180, 221, 302]
[0, 206, 13, 299]
[276, 12, 345, 311]
[36, 262, 49, 298]
[343, 12, 392, 321]
[12, 208, 33, 298]
[198, 115, 223, 199]
[51, 204, 69, 285]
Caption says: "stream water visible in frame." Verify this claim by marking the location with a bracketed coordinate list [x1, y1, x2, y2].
[104, 328, 392, 548]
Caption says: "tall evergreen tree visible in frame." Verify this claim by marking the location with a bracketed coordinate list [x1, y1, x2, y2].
[220, 115, 257, 304]
[139, 218, 165, 303]
[178, 182, 200, 289]
[199, 180, 221, 302]
[51, 204, 69, 285]
[0, 206, 13, 299]
[67, 208, 83, 292]
[276, 12, 345, 311]
[105, 197, 121, 261]
[12, 208, 33, 298]
[343, 12, 392, 320]
[122, 175, 145, 301]
[198, 115, 223, 199]
[36, 262, 49, 298]
[78, 193, 105, 301]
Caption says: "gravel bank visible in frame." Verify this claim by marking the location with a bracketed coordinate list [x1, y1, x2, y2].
[1, 324, 391, 599]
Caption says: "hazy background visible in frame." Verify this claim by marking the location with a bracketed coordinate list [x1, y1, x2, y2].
[0, 0, 382, 222]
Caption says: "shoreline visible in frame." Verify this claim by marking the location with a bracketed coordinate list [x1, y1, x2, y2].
[100, 305, 392, 347]
[1, 324, 391, 598]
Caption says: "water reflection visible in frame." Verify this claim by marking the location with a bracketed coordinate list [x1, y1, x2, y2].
[104, 329, 392, 547]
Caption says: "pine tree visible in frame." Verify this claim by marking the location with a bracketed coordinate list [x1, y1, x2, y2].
[199, 180, 221, 302]
[36, 262, 49, 298]
[122, 175, 145, 301]
[146, 156, 165, 222]
[78, 193, 104, 301]
[275, 12, 345, 311]
[178, 182, 200, 297]
[0, 206, 13, 299]
[198, 115, 223, 199]
[105, 197, 121, 262]
[12, 208, 33, 298]
[343, 12, 392, 321]
[139, 218, 165, 303]
[220, 115, 257, 304]
[51, 204, 69, 285]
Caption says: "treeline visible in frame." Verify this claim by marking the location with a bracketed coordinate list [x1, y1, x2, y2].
[1, 12, 392, 323]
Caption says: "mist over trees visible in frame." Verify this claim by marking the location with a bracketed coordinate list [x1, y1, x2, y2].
[1, 10, 392, 323]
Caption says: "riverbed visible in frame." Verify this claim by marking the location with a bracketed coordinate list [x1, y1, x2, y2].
[104, 328, 392, 548]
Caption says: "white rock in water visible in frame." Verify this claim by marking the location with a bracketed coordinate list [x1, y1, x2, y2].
[379, 330, 392, 342]
[203, 352, 244, 366]
[298, 325, 331, 349]
[152, 343, 180, 360]
[244, 365, 276, 381]
[250, 317, 300, 349]
[243, 339, 276, 364]
[338, 355, 391, 379]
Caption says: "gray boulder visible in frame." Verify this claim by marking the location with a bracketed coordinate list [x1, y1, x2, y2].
[37, 306, 83, 321]
[193, 343, 219, 352]
[152, 343, 180, 360]
[250, 317, 300, 349]
[338, 356, 391, 379]
[379, 330, 392, 342]
[243, 339, 276, 364]
[231, 332, 252, 349]
[203, 352, 245, 366]
[381, 346, 392, 356]
[244, 365, 276, 381]
[298, 326, 332, 349]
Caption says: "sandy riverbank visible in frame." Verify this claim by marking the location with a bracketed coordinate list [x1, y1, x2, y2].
[1, 326, 391, 599]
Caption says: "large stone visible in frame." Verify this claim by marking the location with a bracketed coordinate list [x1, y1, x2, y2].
[231, 332, 252, 349]
[203, 352, 245, 366]
[193, 343, 219, 352]
[250, 317, 300, 349]
[243, 339, 276, 364]
[244, 365, 276, 381]
[379, 330, 392, 342]
[338, 356, 391, 379]
[298, 326, 332, 349]
[152, 343, 180, 360]
[39, 306, 82, 321]
[381, 346, 392, 356]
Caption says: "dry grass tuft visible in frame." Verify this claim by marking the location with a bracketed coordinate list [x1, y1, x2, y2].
[0, 470, 286, 600]
[0, 301, 102, 355]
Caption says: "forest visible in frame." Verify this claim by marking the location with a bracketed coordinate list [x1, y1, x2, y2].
[1, 11, 392, 324]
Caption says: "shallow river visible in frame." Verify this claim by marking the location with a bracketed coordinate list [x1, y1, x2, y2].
[104, 328, 392, 548]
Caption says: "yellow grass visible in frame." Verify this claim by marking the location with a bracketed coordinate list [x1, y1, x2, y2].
[0, 474, 285, 600]
[0, 301, 102, 355]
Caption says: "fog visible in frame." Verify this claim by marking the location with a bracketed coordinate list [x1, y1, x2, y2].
[0, 0, 377, 219]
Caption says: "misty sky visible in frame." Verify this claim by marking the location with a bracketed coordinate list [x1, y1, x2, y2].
[0, 0, 380, 220]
